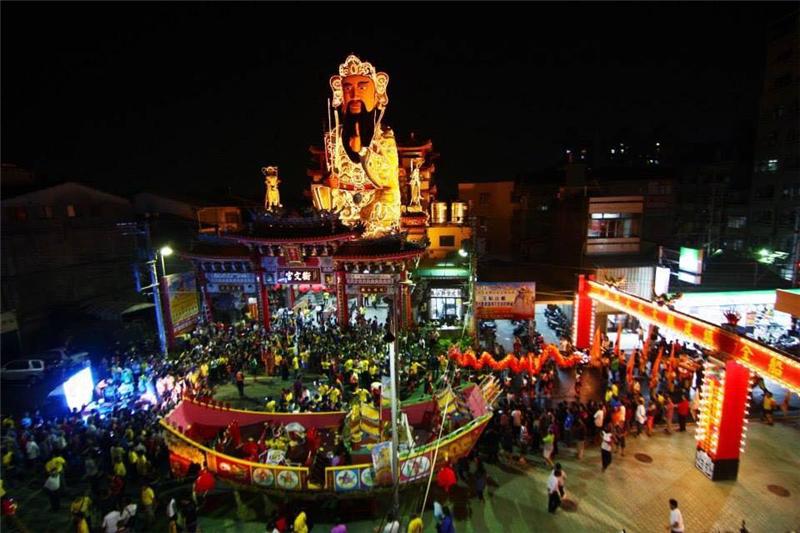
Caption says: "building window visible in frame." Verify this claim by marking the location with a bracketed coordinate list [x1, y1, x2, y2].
[767, 159, 779, 172]
[479, 193, 490, 206]
[14, 207, 28, 222]
[587, 213, 640, 238]
[39, 206, 53, 219]
[66, 204, 77, 217]
[225, 212, 240, 224]
[439, 235, 456, 247]
[727, 216, 746, 229]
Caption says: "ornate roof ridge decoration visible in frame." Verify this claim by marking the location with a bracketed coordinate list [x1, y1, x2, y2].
[329, 54, 389, 109]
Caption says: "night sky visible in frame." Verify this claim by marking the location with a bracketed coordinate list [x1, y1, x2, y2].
[2, 2, 796, 204]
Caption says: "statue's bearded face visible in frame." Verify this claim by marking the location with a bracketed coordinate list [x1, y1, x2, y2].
[342, 75, 377, 115]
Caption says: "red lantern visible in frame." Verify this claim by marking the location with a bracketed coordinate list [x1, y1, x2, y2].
[312, 285, 322, 293]
[274, 283, 282, 290]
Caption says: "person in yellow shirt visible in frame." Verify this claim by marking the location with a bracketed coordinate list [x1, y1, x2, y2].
[407, 513, 424, 533]
[344, 358, 354, 373]
[141, 484, 156, 528]
[356, 387, 369, 403]
[113, 458, 127, 478]
[74, 514, 90, 533]
[293, 510, 308, 533]
[329, 387, 341, 406]
[265, 398, 277, 412]
[46, 454, 66, 475]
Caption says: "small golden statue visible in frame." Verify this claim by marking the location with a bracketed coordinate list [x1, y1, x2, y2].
[262, 166, 282, 211]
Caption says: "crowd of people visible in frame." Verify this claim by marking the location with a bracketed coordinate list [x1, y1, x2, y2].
[0, 304, 452, 533]
[0, 305, 793, 532]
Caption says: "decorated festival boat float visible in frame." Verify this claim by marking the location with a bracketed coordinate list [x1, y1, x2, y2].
[160, 377, 500, 496]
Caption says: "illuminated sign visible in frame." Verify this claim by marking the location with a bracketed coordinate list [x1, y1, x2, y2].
[585, 280, 800, 392]
[431, 288, 462, 298]
[476, 283, 535, 320]
[163, 272, 201, 336]
[278, 268, 320, 284]
[63, 367, 94, 412]
[346, 273, 395, 285]
[679, 247, 703, 284]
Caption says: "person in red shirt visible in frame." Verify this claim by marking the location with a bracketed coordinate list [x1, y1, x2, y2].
[677, 395, 690, 432]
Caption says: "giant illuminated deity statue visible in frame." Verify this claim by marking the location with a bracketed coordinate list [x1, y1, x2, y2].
[311, 55, 401, 237]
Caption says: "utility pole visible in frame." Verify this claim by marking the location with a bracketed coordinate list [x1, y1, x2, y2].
[383, 296, 400, 517]
[119, 220, 169, 355]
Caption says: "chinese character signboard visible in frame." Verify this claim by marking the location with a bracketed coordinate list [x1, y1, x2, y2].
[278, 268, 320, 284]
[475, 283, 535, 320]
[162, 272, 201, 337]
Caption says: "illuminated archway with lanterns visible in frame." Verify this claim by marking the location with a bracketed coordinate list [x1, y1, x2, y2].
[573, 275, 800, 481]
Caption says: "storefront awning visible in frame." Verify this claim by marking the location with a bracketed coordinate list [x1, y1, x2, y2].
[775, 289, 800, 317]
[80, 297, 155, 321]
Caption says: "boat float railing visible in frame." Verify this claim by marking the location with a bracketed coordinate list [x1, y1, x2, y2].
[159, 411, 492, 493]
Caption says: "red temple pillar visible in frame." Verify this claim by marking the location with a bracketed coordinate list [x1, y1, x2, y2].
[256, 267, 271, 331]
[573, 274, 595, 349]
[336, 266, 349, 330]
[695, 359, 751, 481]
[288, 286, 295, 308]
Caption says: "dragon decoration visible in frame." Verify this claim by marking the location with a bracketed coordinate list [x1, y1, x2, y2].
[447, 345, 584, 375]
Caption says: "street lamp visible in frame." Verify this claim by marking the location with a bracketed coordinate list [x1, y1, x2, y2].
[458, 248, 468, 258]
[159, 245, 173, 277]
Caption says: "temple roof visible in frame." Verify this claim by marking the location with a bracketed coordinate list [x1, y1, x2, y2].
[227, 213, 360, 244]
[334, 235, 426, 261]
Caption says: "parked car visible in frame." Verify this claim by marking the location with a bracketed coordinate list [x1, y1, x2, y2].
[1, 359, 48, 385]
[33, 347, 89, 370]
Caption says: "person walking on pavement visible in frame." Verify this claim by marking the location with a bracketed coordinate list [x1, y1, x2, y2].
[236, 369, 245, 397]
[601, 423, 615, 472]
[667, 498, 685, 533]
[573, 418, 586, 460]
[547, 463, 566, 513]
[664, 396, 675, 434]
[635, 397, 646, 437]
[677, 395, 690, 432]
[474, 458, 487, 501]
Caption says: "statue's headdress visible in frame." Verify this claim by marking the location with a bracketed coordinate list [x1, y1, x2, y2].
[329, 54, 389, 109]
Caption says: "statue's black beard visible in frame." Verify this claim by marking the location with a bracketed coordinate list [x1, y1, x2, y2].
[341, 107, 377, 162]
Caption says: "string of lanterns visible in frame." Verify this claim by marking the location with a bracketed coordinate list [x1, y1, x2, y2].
[447, 345, 585, 375]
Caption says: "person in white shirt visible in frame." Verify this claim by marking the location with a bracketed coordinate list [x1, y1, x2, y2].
[25, 439, 40, 461]
[547, 463, 566, 513]
[668, 498, 685, 532]
[593, 407, 604, 444]
[635, 398, 647, 437]
[120, 498, 137, 530]
[102, 509, 122, 533]
[601, 424, 615, 472]
[382, 511, 400, 533]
